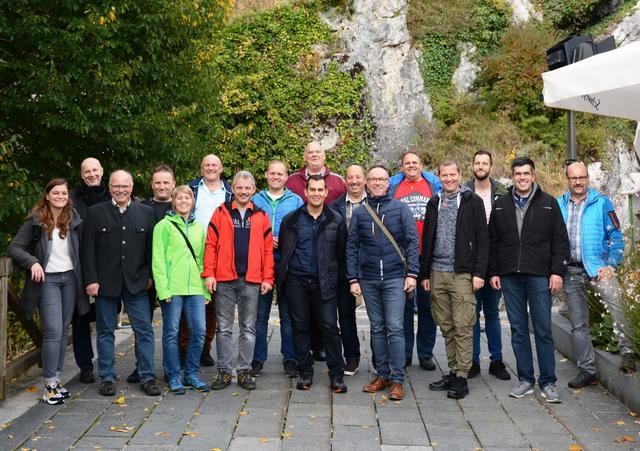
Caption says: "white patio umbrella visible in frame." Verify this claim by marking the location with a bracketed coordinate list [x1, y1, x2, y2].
[542, 41, 640, 122]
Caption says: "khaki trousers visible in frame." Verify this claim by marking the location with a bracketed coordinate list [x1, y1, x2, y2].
[430, 271, 477, 378]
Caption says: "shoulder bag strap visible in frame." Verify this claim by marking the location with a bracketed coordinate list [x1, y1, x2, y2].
[170, 221, 198, 263]
[362, 202, 406, 270]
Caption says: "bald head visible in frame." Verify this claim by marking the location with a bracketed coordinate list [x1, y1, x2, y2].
[304, 141, 326, 174]
[566, 161, 590, 199]
[80, 157, 104, 187]
[200, 154, 223, 185]
[345, 165, 365, 198]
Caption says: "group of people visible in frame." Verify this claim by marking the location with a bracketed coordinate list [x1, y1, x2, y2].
[7, 141, 636, 407]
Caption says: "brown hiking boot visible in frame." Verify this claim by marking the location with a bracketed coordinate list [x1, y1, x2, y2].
[389, 382, 404, 400]
[362, 377, 391, 393]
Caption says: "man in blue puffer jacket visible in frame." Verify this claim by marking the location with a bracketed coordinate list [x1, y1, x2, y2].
[347, 165, 419, 401]
[558, 161, 635, 390]
[252, 160, 304, 378]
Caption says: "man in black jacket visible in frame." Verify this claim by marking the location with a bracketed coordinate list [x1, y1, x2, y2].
[420, 160, 489, 399]
[278, 175, 347, 393]
[82, 170, 160, 397]
[489, 157, 569, 403]
[70, 157, 110, 384]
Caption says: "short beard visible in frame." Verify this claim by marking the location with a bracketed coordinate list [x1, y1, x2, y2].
[473, 171, 489, 181]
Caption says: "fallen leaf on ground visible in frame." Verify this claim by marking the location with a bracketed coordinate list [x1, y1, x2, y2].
[2, 423, 7, 429]
[630, 411, 638, 417]
[194, 411, 200, 416]
[601, 389, 609, 395]
[113, 396, 126, 405]
[231, 392, 240, 397]
[31, 436, 40, 441]
[592, 427, 600, 432]
[143, 408, 149, 412]
[183, 431, 200, 437]
[309, 415, 316, 418]
[154, 432, 171, 438]
[430, 442, 438, 446]
[567, 444, 583, 451]
[614, 435, 637, 443]
[361, 425, 370, 429]
[239, 411, 249, 416]
[211, 448, 222, 451]
[258, 438, 270, 443]
[616, 420, 626, 426]
[281, 432, 293, 438]
[109, 426, 134, 433]
[25, 386, 38, 393]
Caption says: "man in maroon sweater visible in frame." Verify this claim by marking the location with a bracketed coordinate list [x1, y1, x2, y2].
[286, 141, 346, 205]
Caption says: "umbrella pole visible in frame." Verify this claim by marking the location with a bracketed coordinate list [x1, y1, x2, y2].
[567, 110, 577, 161]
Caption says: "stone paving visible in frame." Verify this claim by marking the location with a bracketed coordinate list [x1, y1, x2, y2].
[1, 306, 640, 451]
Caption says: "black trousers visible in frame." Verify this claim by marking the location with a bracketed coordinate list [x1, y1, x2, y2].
[286, 275, 344, 378]
[336, 279, 360, 360]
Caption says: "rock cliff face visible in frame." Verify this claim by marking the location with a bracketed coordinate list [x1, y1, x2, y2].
[613, 1, 640, 46]
[324, 0, 431, 163]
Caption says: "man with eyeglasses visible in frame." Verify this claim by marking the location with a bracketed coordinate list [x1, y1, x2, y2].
[489, 157, 569, 403]
[558, 161, 635, 388]
[347, 165, 419, 401]
[82, 170, 160, 397]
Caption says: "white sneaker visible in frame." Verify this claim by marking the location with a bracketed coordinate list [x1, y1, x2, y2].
[509, 380, 534, 398]
[42, 384, 65, 405]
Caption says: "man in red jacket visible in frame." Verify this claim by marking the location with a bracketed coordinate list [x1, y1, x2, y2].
[202, 171, 274, 391]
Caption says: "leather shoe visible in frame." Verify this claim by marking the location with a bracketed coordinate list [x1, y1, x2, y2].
[429, 373, 454, 391]
[489, 360, 511, 380]
[362, 377, 391, 393]
[389, 382, 404, 400]
[468, 362, 480, 379]
[331, 376, 348, 394]
[419, 357, 436, 371]
[99, 380, 116, 396]
[127, 369, 140, 384]
[141, 379, 161, 396]
[568, 371, 598, 389]
[447, 376, 469, 399]
[79, 367, 95, 383]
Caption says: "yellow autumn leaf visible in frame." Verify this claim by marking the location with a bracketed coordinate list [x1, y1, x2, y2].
[231, 392, 240, 397]
[25, 386, 38, 393]
[239, 411, 249, 416]
[614, 435, 637, 443]
[281, 431, 293, 438]
[616, 420, 626, 426]
[211, 448, 222, 451]
[567, 444, 583, 451]
[183, 431, 200, 437]
[109, 426, 134, 433]
[113, 396, 126, 405]
[430, 441, 438, 446]
[592, 427, 600, 432]
[258, 438, 270, 443]
[629, 411, 638, 417]
[154, 432, 171, 438]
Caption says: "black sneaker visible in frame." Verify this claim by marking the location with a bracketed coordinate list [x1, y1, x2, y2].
[447, 376, 469, 399]
[313, 349, 326, 362]
[200, 351, 215, 367]
[79, 367, 95, 384]
[127, 369, 140, 384]
[568, 371, 598, 389]
[620, 352, 637, 374]
[141, 379, 161, 396]
[419, 357, 436, 371]
[344, 358, 359, 376]
[489, 360, 511, 380]
[251, 360, 264, 377]
[211, 369, 232, 390]
[238, 370, 257, 390]
[296, 374, 313, 390]
[468, 362, 480, 378]
[99, 380, 116, 396]
[283, 360, 298, 378]
[331, 376, 348, 393]
[429, 373, 454, 391]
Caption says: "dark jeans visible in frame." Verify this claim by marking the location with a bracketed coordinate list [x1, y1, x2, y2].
[404, 285, 436, 360]
[336, 279, 360, 361]
[72, 303, 96, 371]
[473, 284, 503, 363]
[502, 275, 556, 387]
[286, 275, 344, 378]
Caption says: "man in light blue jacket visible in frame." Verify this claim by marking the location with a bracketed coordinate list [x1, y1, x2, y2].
[252, 160, 304, 377]
[558, 162, 635, 390]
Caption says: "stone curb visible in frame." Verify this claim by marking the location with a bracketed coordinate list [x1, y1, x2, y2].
[552, 310, 640, 412]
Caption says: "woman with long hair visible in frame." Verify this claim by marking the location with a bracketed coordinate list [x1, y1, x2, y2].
[8, 178, 89, 405]
[152, 185, 209, 394]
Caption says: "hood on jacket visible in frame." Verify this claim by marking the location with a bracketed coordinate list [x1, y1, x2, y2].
[559, 186, 601, 207]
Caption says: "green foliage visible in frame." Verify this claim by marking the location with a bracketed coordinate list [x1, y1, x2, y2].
[532, 0, 619, 32]
[617, 246, 640, 356]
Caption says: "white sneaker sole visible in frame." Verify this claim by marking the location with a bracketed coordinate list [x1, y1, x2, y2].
[509, 388, 534, 398]
[541, 392, 562, 403]
[344, 368, 358, 377]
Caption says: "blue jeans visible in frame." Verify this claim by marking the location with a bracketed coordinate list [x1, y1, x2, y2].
[360, 278, 405, 384]
[502, 275, 556, 387]
[96, 290, 156, 382]
[40, 271, 76, 381]
[404, 285, 436, 360]
[254, 288, 296, 364]
[160, 295, 205, 381]
[473, 284, 503, 363]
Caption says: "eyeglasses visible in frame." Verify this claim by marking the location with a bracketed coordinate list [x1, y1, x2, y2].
[367, 177, 389, 183]
[110, 185, 132, 190]
[567, 176, 588, 183]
